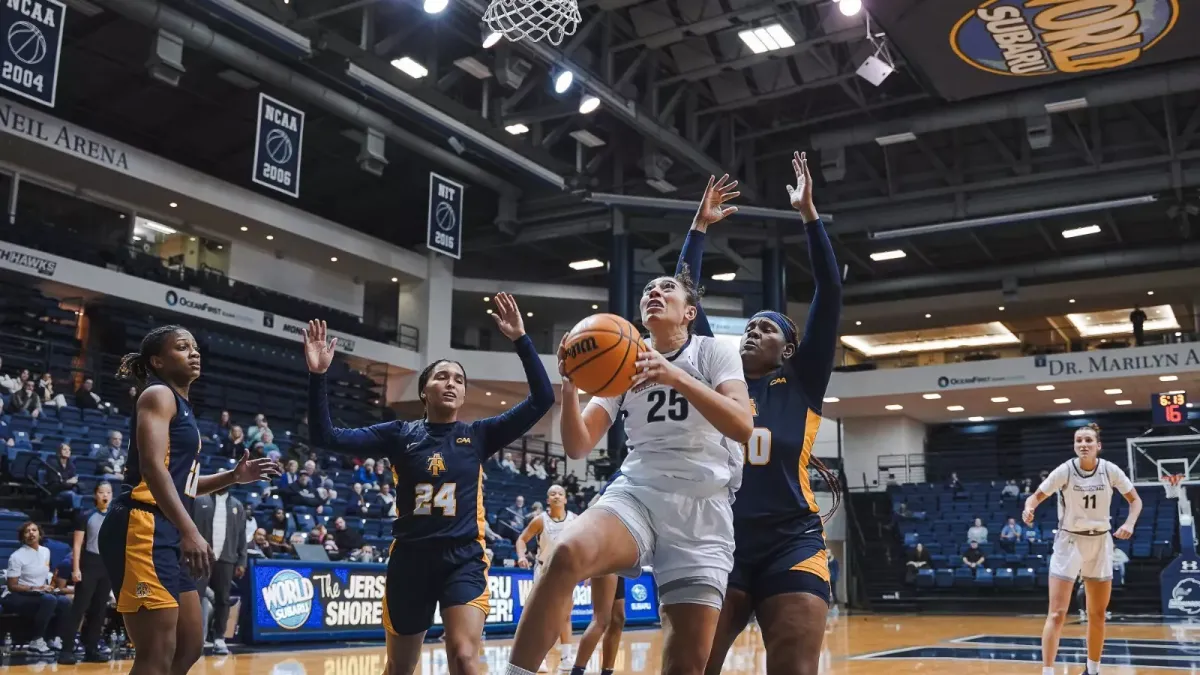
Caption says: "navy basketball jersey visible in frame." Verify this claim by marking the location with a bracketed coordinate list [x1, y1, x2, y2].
[389, 420, 490, 544]
[123, 378, 202, 509]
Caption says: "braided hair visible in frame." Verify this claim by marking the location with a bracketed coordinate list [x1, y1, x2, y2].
[116, 324, 187, 390]
[811, 457, 843, 524]
[416, 359, 467, 417]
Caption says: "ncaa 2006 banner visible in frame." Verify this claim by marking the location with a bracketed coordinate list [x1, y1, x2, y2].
[243, 559, 660, 644]
[872, 0, 1190, 101]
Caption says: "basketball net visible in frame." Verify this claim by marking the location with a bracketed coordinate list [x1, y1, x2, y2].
[1164, 473, 1186, 501]
[483, 0, 580, 45]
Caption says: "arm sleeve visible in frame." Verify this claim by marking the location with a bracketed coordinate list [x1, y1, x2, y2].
[308, 373, 397, 454]
[704, 338, 746, 389]
[1108, 462, 1135, 494]
[788, 219, 842, 412]
[1038, 463, 1070, 495]
[475, 335, 555, 458]
[675, 230, 713, 338]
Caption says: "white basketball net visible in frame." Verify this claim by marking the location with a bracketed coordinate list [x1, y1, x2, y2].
[1164, 474, 1186, 500]
[483, 0, 580, 45]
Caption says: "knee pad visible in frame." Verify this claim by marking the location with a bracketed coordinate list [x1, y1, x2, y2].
[658, 578, 724, 610]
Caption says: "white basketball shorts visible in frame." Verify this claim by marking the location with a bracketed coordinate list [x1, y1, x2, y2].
[1049, 530, 1114, 582]
[590, 475, 734, 608]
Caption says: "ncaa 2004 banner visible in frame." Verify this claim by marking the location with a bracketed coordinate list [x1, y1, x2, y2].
[872, 0, 1190, 101]
[243, 559, 661, 644]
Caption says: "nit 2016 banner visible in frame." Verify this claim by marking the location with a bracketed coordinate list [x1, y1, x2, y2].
[243, 559, 660, 643]
[872, 1, 1192, 101]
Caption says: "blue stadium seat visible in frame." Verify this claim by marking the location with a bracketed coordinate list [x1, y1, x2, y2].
[1015, 568, 1035, 588]
[993, 568, 1014, 587]
[953, 568, 974, 587]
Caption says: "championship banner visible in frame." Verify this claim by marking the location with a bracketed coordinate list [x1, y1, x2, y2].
[244, 559, 660, 643]
[427, 172, 463, 260]
[0, 0, 66, 107]
[252, 92, 304, 198]
[872, 1, 1191, 101]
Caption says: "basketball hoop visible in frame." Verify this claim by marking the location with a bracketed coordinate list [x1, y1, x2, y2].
[483, 0, 580, 45]
[1164, 474, 1186, 500]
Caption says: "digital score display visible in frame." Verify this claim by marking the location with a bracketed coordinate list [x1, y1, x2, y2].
[1152, 392, 1188, 426]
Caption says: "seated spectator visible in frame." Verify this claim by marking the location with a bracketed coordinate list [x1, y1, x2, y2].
[0, 358, 19, 393]
[1020, 477, 1034, 496]
[36, 373, 66, 408]
[527, 458, 548, 480]
[5, 380, 41, 418]
[1024, 524, 1041, 542]
[247, 414, 269, 444]
[355, 459, 378, 486]
[247, 529, 272, 560]
[896, 502, 913, 519]
[374, 484, 397, 517]
[500, 452, 520, 475]
[265, 509, 292, 552]
[528, 502, 544, 525]
[317, 477, 338, 503]
[223, 426, 248, 459]
[345, 483, 366, 515]
[308, 524, 328, 546]
[962, 541, 986, 572]
[2, 522, 71, 653]
[564, 472, 580, 497]
[496, 496, 527, 541]
[215, 410, 233, 439]
[259, 430, 281, 461]
[281, 474, 327, 514]
[332, 517, 365, 560]
[905, 543, 930, 583]
[98, 431, 127, 482]
[73, 377, 109, 412]
[967, 517, 988, 544]
[278, 460, 300, 489]
[375, 458, 395, 488]
[1001, 479, 1020, 498]
[47, 443, 82, 515]
[999, 517, 1023, 552]
[948, 471, 963, 493]
[1, 368, 30, 395]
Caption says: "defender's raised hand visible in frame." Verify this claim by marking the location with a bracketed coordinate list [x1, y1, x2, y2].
[304, 320, 337, 374]
[786, 151, 819, 223]
[692, 174, 741, 231]
[491, 292, 526, 341]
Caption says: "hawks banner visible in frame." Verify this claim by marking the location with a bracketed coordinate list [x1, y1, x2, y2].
[872, 0, 1190, 101]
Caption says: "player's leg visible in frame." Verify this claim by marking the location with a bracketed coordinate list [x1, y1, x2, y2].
[600, 584, 625, 673]
[702, 588, 753, 675]
[506, 506, 642, 674]
[170, 591, 204, 675]
[382, 547, 435, 675]
[124, 608, 178, 675]
[1080, 536, 1115, 674]
[750, 538, 832, 675]
[441, 541, 496, 675]
[573, 576, 619, 673]
[442, 605, 486, 675]
[1042, 576, 1076, 670]
[662, 603, 722, 675]
[384, 632, 427, 675]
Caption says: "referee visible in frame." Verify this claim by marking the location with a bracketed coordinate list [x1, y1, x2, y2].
[57, 482, 113, 665]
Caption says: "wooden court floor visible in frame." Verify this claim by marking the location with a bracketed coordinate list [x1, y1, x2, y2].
[21, 615, 1200, 674]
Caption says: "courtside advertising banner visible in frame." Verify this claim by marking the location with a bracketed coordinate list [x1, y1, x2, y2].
[253, 92, 305, 198]
[245, 559, 660, 643]
[0, 0, 66, 107]
[427, 172, 464, 260]
[872, 0, 1190, 101]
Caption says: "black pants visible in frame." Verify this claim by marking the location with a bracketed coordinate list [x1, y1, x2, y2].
[60, 553, 112, 649]
[4, 591, 71, 641]
[197, 561, 235, 641]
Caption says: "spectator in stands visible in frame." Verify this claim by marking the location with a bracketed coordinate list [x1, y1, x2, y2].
[905, 543, 930, 584]
[5, 379, 41, 418]
[527, 457, 548, 480]
[374, 483, 396, 517]
[497, 495, 527, 541]
[332, 517, 365, 561]
[967, 517, 988, 544]
[266, 509, 291, 553]
[125, 385, 137, 412]
[564, 472, 580, 497]
[2, 522, 72, 654]
[36, 373, 66, 408]
[216, 411, 233, 439]
[948, 471, 963, 493]
[500, 452, 520, 475]
[1021, 478, 1034, 496]
[1, 368, 30, 395]
[1130, 305, 1147, 346]
[346, 483, 366, 515]
[303, 459, 318, 476]
[1000, 517, 1023, 552]
[308, 524, 328, 546]
[278, 460, 299, 489]
[247, 529, 271, 560]
[282, 473, 327, 513]
[73, 377, 108, 412]
[355, 458, 377, 486]
[259, 430, 281, 461]
[962, 541, 986, 572]
[375, 458, 394, 488]
[99, 431, 127, 482]
[317, 478, 338, 503]
[48, 443, 82, 515]
[1024, 523, 1041, 542]
[0, 358, 18, 393]
[222, 426, 247, 459]
[1002, 479, 1020, 498]
[247, 414, 269, 444]
[249, 440, 267, 460]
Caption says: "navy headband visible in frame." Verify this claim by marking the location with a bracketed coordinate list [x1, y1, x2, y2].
[750, 311, 797, 346]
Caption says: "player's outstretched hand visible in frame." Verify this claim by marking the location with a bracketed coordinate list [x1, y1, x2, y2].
[1114, 524, 1135, 539]
[304, 320, 337, 374]
[233, 449, 282, 484]
[786, 151, 819, 223]
[1021, 507, 1035, 526]
[491, 292, 526, 341]
[692, 174, 740, 230]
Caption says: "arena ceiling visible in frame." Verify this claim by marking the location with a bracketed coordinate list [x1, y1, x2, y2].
[42, 0, 1200, 308]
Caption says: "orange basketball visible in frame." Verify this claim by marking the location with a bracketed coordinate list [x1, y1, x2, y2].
[562, 314, 646, 398]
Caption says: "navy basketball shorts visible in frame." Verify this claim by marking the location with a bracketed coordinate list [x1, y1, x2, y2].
[383, 539, 490, 636]
[728, 518, 831, 606]
[98, 501, 197, 614]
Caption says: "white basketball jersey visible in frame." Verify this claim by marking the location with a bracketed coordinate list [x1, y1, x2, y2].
[587, 334, 746, 497]
[536, 510, 576, 565]
[1039, 458, 1134, 533]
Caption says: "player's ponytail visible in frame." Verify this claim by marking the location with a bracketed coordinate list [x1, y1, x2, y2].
[1086, 422, 1102, 437]
[115, 324, 186, 390]
[811, 456, 843, 524]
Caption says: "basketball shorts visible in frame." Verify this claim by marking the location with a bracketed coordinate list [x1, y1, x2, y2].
[98, 501, 196, 614]
[1050, 530, 1114, 582]
[383, 539, 490, 636]
[591, 475, 734, 608]
[728, 516, 830, 606]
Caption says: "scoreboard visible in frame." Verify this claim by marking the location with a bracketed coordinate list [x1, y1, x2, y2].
[1152, 392, 1188, 426]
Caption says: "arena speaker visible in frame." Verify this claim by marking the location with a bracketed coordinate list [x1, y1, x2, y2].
[493, 48, 532, 90]
[821, 147, 846, 183]
[147, 29, 186, 87]
[357, 128, 388, 177]
[1025, 114, 1053, 150]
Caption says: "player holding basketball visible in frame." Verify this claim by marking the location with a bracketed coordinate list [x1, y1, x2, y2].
[502, 204, 754, 675]
[516, 484, 578, 672]
[304, 292, 554, 675]
[1024, 423, 1142, 675]
[674, 152, 843, 675]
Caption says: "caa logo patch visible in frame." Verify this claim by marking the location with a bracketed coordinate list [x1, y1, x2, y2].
[1169, 577, 1200, 615]
[950, 0, 1179, 77]
[261, 569, 315, 629]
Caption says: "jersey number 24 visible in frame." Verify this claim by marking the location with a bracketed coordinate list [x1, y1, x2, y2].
[415, 483, 457, 516]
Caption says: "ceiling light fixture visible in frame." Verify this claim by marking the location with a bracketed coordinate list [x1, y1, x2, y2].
[923, 393, 941, 400]
[1061, 224, 1101, 239]
[1148, 290, 1155, 296]
[1054, 398, 1071, 404]
[169, 202, 178, 208]
[924, 313, 931, 318]
[1008, 407, 1025, 413]
[391, 277, 399, 282]
[1104, 388, 1122, 395]
[591, 304, 599, 310]
[998, 306, 1005, 311]
[485, 392, 492, 396]
[1115, 400, 1132, 406]
[968, 416, 984, 422]
[712, 272, 737, 281]
[947, 405, 964, 411]
[554, 70, 574, 94]
[991, 397, 1009, 403]
[391, 57, 428, 79]
[240, 226, 249, 232]
[885, 404, 903, 411]
[1037, 385, 1055, 391]
[266, 235, 274, 240]
[579, 95, 600, 114]
[482, 31, 502, 48]
[1069, 410, 1085, 415]
[1069, 298, 1076, 303]
[870, 250, 906, 262]
[569, 259, 604, 271]
[824, 397, 840, 403]
[855, 320, 862, 326]
[526, 312, 533, 317]
[737, 23, 794, 54]
[505, 123, 529, 135]
[422, 0, 447, 13]
[1161, 375, 1180, 382]
[837, 0, 862, 16]
[330, 256, 338, 262]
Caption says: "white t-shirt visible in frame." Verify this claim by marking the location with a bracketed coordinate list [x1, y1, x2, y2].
[6, 545, 51, 593]
[587, 334, 745, 496]
[1038, 458, 1134, 533]
[536, 510, 577, 565]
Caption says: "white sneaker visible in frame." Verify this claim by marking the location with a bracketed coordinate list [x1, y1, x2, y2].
[213, 639, 229, 655]
[537, 660, 550, 673]
[27, 638, 52, 654]
[48, 638, 62, 651]
[204, 640, 214, 649]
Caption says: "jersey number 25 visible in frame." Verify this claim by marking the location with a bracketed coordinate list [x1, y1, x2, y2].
[745, 428, 772, 466]
[646, 389, 689, 423]
[415, 483, 457, 516]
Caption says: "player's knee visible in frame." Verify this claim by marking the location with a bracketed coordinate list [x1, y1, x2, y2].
[444, 638, 479, 675]
[170, 639, 202, 675]
[663, 647, 709, 675]
[545, 537, 590, 580]
[1046, 607, 1068, 625]
[141, 635, 176, 675]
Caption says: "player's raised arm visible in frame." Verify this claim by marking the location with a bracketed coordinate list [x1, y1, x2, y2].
[473, 293, 555, 455]
[674, 174, 740, 339]
[787, 151, 842, 407]
[304, 319, 394, 452]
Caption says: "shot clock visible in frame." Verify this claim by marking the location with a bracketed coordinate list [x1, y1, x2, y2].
[1152, 392, 1188, 426]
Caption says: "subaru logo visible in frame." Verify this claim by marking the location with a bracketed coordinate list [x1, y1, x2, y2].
[937, 376, 949, 389]
[630, 584, 648, 603]
[165, 291, 178, 306]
